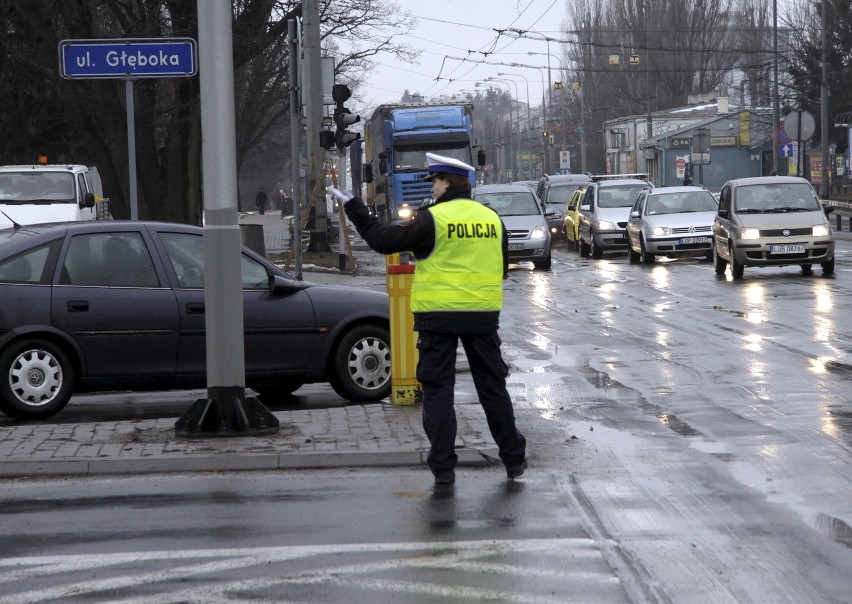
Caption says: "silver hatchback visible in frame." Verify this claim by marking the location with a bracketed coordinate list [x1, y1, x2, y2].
[711, 176, 835, 279]
[627, 186, 718, 264]
[473, 184, 552, 270]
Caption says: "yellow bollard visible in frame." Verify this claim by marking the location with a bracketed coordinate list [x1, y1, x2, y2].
[386, 253, 422, 405]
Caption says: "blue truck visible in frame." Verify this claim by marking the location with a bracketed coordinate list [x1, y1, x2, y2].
[363, 101, 484, 224]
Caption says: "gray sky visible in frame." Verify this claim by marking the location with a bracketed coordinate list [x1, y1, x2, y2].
[361, 0, 567, 108]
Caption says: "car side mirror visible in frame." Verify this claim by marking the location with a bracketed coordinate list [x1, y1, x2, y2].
[717, 209, 729, 219]
[630, 210, 639, 218]
[823, 205, 835, 215]
[269, 274, 305, 294]
[81, 192, 96, 209]
[363, 164, 374, 183]
[477, 149, 486, 167]
[580, 204, 590, 212]
[544, 207, 557, 217]
[379, 159, 388, 175]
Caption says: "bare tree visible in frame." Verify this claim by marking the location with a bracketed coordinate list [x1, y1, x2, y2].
[0, 0, 416, 223]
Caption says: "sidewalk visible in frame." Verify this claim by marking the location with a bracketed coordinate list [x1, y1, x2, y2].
[0, 398, 499, 478]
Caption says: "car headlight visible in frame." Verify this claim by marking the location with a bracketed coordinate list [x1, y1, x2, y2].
[594, 220, 616, 230]
[531, 226, 547, 239]
[739, 227, 760, 240]
[397, 207, 413, 220]
[652, 226, 672, 236]
[813, 223, 831, 237]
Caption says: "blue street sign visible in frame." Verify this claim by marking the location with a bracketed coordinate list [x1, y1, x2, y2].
[779, 143, 795, 158]
[59, 38, 197, 79]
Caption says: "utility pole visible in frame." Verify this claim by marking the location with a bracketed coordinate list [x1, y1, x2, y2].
[288, 19, 303, 280]
[303, 0, 330, 251]
[772, 0, 782, 175]
[176, 0, 277, 437]
[820, 0, 830, 198]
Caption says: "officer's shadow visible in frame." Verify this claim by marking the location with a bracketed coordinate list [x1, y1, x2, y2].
[420, 474, 526, 535]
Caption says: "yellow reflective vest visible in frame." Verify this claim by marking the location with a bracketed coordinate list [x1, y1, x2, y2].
[410, 199, 503, 312]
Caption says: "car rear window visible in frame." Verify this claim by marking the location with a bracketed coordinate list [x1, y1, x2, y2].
[598, 185, 647, 208]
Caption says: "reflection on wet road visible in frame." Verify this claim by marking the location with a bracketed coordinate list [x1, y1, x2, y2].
[501, 244, 852, 568]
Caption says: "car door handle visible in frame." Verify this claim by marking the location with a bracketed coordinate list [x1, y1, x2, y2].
[67, 300, 89, 312]
[185, 302, 205, 314]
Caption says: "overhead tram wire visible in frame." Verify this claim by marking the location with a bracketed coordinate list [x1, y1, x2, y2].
[426, 0, 555, 98]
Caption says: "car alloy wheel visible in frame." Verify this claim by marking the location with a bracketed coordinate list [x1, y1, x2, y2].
[640, 236, 655, 264]
[590, 233, 603, 259]
[712, 241, 726, 275]
[628, 244, 640, 264]
[329, 325, 391, 401]
[0, 339, 75, 419]
[729, 245, 744, 279]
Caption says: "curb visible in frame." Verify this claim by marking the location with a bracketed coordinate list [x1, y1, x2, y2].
[0, 446, 501, 478]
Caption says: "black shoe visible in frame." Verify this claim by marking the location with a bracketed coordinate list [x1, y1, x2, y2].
[434, 471, 455, 485]
[506, 460, 527, 480]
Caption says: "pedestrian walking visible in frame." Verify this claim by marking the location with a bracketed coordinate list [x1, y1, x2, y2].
[330, 152, 526, 486]
[255, 187, 268, 215]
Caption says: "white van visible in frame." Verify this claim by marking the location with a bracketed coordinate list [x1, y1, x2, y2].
[0, 164, 111, 227]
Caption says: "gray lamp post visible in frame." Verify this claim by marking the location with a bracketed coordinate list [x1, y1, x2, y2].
[498, 72, 534, 179]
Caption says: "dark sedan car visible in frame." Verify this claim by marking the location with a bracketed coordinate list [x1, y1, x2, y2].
[0, 221, 391, 419]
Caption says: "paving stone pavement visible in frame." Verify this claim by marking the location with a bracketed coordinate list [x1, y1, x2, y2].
[0, 400, 500, 478]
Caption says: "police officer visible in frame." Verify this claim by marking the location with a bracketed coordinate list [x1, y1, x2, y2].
[330, 153, 526, 486]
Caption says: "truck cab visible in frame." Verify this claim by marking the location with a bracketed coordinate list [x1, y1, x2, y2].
[364, 102, 483, 224]
[0, 164, 109, 227]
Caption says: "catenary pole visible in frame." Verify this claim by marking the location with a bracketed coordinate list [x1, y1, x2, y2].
[176, 0, 278, 437]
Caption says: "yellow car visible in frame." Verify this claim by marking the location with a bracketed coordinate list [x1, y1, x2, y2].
[562, 186, 587, 252]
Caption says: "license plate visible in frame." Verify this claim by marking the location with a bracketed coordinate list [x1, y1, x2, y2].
[679, 236, 709, 245]
[508, 243, 524, 251]
[770, 244, 805, 254]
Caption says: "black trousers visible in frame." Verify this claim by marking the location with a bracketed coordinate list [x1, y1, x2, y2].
[416, 330, 526, 475]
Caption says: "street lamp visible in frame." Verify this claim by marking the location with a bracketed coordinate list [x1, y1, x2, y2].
[510, 63, 550, 174]
[497, 72, 534, 179]
[480, 80, 518, 181]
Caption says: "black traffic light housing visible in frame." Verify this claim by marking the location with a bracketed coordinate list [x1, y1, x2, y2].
[332, 84, 361, 151]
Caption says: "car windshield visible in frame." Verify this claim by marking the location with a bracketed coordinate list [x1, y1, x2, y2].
[598, 185, 646, 208]
[734, 183, 821, 213]
[393, 144, 471, 172]
[645, 191, 718, 215]
[546, 185, 584, 206]
[475, 192, 539, 216]
[0, 172, 76, 203]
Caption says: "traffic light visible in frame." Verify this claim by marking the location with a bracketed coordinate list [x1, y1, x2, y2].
[332, 83, 361, 151]
[319, 130, 336, 151]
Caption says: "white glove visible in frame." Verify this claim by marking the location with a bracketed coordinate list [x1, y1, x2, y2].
[328, 187, 354, 204]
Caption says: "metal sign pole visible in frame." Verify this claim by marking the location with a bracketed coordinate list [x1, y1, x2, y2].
[125, 80, 139, 220]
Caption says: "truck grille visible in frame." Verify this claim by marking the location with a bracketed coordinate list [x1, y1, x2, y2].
[400, 176, 432, 203]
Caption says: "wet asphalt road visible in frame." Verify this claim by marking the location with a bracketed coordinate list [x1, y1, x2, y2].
[1, 241, 852, 602]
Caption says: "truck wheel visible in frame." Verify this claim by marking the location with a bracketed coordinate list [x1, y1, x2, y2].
[0, 339, 75, 419]
[329, 325, 391, 402]
[821, 259, 834, 275]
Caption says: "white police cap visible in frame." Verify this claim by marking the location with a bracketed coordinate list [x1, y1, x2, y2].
[421, 152, 476, 180]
